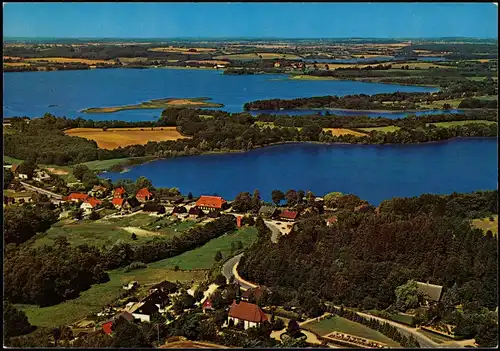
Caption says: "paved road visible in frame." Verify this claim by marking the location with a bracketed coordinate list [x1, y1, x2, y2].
[20, 181, 63, 200]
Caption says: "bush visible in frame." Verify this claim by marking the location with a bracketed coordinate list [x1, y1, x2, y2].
[272, 318, 286, 331]
[124, 261, 147, 273]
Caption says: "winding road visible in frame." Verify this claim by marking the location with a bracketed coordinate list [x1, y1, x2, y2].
[20, 181, 63, 200]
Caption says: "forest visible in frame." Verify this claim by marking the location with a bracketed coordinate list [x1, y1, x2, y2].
[238, 191, 498, 344]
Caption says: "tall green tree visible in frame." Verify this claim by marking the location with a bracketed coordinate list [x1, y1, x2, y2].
[271, 190, 285, 206]
[3, 302, 33, 339]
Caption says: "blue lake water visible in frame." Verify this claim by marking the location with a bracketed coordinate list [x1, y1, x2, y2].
[250, 109, 464, 119]
[3, 68, 438, 121]
[102, 138, 498, 206]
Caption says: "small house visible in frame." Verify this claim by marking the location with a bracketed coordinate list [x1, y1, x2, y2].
[415, 281, 443, 306]
[131, 300, 160, 322]
[202, 299, 214, 313]
[89, 184, 107, 198]
[123, 281, 139, 291]
[195, 195, 228, 212]
[136, 188, 153, 202]
[33, 170, 51, 182]
[80, 197, 102, 214]
[171, 206, 187, 216]
[227, 300, 268, 330]
[159, 195, 184, 205]
[143, 290, 170, 312]
[207, 210, 221, 218]
[188, 206, 204, 219]
[113, 187, 126, 198]
[258, 205, 278, 219]
[143, 202, 166, 214]
[122, 197, 142, 213]
[102, 311, 134, 335]
[149, 280, 178, 295]
[279, 210, 299, 222]
[112, 197, 125, 209]
[68, 192, 90, 203]
[241, 286, 268, 303]
[18, 173, 29, 180]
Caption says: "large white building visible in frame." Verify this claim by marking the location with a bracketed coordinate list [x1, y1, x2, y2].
[226, 300, 268, 330]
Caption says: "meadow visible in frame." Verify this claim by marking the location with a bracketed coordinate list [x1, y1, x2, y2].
[322, 128, 368, 137]
[214, 52, 302, 60]
[24, 57, 117, 65]
[64, 127, 188, 149]
[427, 120, 497, 128]
[471, 215, 498, 235]
[359, 126, 401, 133]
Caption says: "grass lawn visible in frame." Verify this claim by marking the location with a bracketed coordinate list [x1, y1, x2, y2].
[366, 309, 415, 326]
[81, 157, 138, 171]
[15, 269, 205, 328]
[144, 226, 258, 270]
[359, 126, 401, 133]
[472, 215, 498, 235]
[3, 156, 24, 165]
[30, 214, 196, 248]
[302, 316, 399, 347]
[428, 120, 497, 128]
[3, 189, 35, 198]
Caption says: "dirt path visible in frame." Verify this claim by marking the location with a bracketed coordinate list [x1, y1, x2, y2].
[120, 226, 160, 237]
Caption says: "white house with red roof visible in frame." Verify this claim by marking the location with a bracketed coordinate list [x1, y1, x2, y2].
[227, 300, 268, 329]
[136, 188, 153, 202]
[80, 197, 102, 214]
[195, 195, 228, 212]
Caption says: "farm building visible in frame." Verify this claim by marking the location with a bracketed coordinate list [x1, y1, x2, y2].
[258, 205, 278, 219]
[33, 170, 51, 182]
[227, 300, 268, 330]
[149, 280, 178, 295]
[241, 286, 269, 303]
[112, 197, 125, 209]
[122, 197, 142, 213]
[143, 202, 166, 214]
[159, 195, 184, 205]
[195, 195, 228, 212]
[279, 209, 299, 222]
[136, 188, 153, 202]
[415, 281, 443, 306]
[171, 206, 187, 215]
[131, 300, 160, 322]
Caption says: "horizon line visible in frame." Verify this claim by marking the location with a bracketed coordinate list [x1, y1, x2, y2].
[4, 36, 499, 40]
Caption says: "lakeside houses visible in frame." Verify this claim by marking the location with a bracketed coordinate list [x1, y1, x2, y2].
[415, 281, 444, 306]
[279, 209, 299, 222]
[258, 205, 279, 219]
[227, 300, 268, 330]
[80, 197, 102, 214]
[195, 195, 228, 212]
[136, 187, 153, 202]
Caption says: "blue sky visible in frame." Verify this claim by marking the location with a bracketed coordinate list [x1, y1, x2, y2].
[3, 2, 498, 38]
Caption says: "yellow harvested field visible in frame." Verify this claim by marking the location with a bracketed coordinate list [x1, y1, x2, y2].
[322, 128, 368, 137]
[25, 57, 117, 64]
[352, 54, 391, 58]
[46, 167, 69, 175]
[3, 56, 23, 61]
[3, 62, 33, 67]
[214, 52, 302, 60]
[64, 127, 189, 149]
[187, 60, 230, 65]
[167, 99, 205, 106]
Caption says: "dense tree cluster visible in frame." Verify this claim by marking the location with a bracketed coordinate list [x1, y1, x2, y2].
[4, 203, 59, 244]
[4, 238, 109, 306]
[3, 302, 34, 340]
[238, 192, 497, 311]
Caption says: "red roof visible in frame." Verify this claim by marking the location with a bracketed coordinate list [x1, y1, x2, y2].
[326, 216, 338, 223]
[196, 196, 227, 209]
[85, 197, 102, 208]
[202, 299, 213, 310]
[112, 198, 124, 207]
[136, 188, 152, 198]
[68, 193, 89, 201]
[113, 187, 125, 197]
[280, 210, 298, 220]
[228, 300, 268, 323]
[102, 321, 113, 335]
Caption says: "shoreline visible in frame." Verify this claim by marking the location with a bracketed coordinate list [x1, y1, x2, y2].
[98, 136, 497, 173]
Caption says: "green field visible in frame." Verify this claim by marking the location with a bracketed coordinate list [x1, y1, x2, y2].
[366, 310, 414, 326]
[3, 156, 24, 165]
[428, 120, 497, 128]
[143, 226, 258, 270]
[472, 215, 498, 235]
[17, 225, 257, 328]
[30, 214, 197, 248]
[302, 316, 399, 347]
[16, 269, 205, 328]
[359, 126, 401, 133]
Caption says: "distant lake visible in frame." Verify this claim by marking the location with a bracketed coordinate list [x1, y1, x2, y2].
[102, 138, 498, 206]
[3, 68, 438, 121]
[249, 109, 465, 119]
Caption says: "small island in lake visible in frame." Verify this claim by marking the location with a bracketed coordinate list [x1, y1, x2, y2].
[80, 97, 224, 113]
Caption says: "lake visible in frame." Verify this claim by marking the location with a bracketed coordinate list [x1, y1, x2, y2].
[102, 138, 497, 206]
[3, 68, 438, 121]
